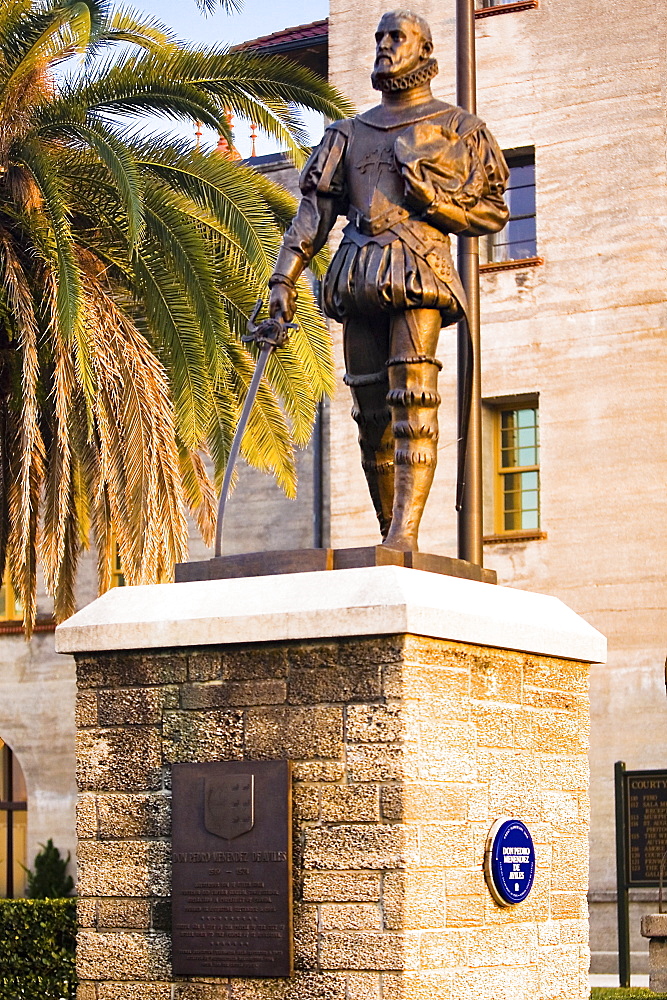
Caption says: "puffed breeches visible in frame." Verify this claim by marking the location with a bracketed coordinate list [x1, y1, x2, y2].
[322, 238, 462, 324]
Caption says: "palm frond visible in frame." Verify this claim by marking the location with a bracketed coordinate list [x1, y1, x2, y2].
[18, 138, 95, 403]
[1, 2, 91, 95]
[58, 52, 228, 130]
[39, 117, 145, 247]
[178, 444, 216, 547]
[195, 0, 242, 14]
[96, 5, 177, 54]
[132, 239, 212, 450]
[0, 237, 45, 633]
[143, 181, 226, 373]
[40, 287, 76, 598]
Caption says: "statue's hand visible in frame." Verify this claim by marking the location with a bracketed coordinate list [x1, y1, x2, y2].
[268, 280, 297, 324]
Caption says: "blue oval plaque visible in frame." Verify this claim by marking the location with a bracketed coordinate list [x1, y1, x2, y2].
[484, 817, 536, 906]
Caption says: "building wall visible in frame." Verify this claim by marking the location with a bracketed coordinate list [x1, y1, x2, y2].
[325, 0, 667, 973]
[0, 612, 79, 884]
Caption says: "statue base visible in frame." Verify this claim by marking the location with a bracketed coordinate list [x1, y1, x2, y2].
[56, 567, 605, 1000]
[175, 546, 497, 585]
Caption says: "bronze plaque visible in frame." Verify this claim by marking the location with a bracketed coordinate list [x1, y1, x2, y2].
[172, 760, 292, 977]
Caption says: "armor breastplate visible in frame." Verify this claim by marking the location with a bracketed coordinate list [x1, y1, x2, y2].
[346, 120, 409, 236]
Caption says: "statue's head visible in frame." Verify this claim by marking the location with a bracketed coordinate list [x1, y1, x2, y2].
[371, 10, 437, 93]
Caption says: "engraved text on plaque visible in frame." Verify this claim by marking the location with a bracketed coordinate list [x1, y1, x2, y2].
[172, 760, 292, 977]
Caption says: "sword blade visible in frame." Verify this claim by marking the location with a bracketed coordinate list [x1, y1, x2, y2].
[214, 342, 273, 557]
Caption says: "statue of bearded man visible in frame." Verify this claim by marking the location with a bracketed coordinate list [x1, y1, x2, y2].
[269, 9, 509, 551]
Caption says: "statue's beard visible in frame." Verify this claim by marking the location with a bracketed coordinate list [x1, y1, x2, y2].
[371, 57, 438, 93]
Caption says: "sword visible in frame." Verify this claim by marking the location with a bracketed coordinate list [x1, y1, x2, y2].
[214, 299, 296, 557]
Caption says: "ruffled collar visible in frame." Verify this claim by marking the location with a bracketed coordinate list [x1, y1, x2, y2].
[371, 58, 439, 94]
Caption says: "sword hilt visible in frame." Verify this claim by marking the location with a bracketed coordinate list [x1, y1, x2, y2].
[243, 298, 296, 349]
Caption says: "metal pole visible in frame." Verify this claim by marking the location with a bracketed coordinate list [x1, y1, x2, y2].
[456, 0, 483, 566]
[614, 760, 631, 987]
[6, 748, 13, 898]
[313, 400, 324, 549]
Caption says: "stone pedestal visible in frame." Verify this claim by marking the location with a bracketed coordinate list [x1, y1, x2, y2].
[56, 565, 606, 1000]
[641, 913, 667, 992]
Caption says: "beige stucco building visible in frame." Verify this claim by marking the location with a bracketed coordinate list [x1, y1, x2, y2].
[2, 0, 666, 978]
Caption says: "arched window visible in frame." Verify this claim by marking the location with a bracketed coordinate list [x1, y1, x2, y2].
[0, 740, 27, 897]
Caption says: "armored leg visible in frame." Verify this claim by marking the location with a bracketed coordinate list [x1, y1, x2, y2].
[343, 313, 394, 539]
[383, 309, 442, 551]
[345, 371, 394, 538]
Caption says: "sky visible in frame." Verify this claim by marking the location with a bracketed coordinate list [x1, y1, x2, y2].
[132, 0, 329, 157]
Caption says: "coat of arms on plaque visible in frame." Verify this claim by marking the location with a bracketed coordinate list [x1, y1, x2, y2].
[204, 774, 255, 839]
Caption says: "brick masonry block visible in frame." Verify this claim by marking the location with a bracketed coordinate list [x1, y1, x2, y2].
[77, 793, 98, 838]
[383, 869, 446, 930]
[97, 899, 151, 930]
[181, 679, 287, 709]
[97, 687, 168, 726]
[319, 930, 421, 971]
[173, 986, 231, 1000]
[186, 650, 224, 682]
[228, 973, 346, 1000]
[337, 636, 404, 668]
[381, 660, 469, 705]
[345, 972, 381, 999]
[76, 930, 171, 981]
[319, 785, 379, 823]
[303, 824, 419, 870]
[77, 728, 162, 792]
[292, 784, 320, 822]
[97, 793, 171, 839]
[292, 761, 345, 783]
[98, 986, 173, 1000]
[77, 841, 170, 897]
[288, 664, 381, 705]
[293, 902, 318, 971]
[77, 897, 97, 929]
[76, 691, 98, 727]
[345, 744, 412, 783]
[319, 903, 382, 930]
[77, 652, 187, 689]
[245, 706, 343, 759]
[345, 704, 404, 743]
[302, 872, 381, 903]
[223, 645, 288, 681]
[162, 710, 244, 763]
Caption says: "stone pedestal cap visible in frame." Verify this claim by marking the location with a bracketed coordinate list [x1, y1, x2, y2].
[55, 565, 606, 663]
[642, 914, 667, 938]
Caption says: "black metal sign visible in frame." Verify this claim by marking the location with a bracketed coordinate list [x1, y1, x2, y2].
[624, 769, 667, 886]
[172, 760, 292, 978]
[614, 762, 667, 989]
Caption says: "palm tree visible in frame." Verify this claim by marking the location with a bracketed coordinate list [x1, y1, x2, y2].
[0, 0, 353, 631]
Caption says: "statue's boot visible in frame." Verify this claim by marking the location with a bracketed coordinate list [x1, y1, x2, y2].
[382, 357, 441, 551]
[345, 370, 394, 539]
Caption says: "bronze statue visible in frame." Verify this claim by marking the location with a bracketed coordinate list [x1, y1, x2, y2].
[269, 9, 509, 551]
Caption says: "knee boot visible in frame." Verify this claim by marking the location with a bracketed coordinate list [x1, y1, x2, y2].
[345, 370, 394, 540]
[382, 357, 441, 551]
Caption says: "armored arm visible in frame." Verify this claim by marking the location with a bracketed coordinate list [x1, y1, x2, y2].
[398, 119, 509, 238]
[456, 127, 509, 237]
[269, 123, 350, 322]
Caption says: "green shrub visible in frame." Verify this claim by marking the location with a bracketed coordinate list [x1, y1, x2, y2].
[24, 839, 74, 899]
[591, 990, 667, 999]
[0, 899, 76, 1000]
